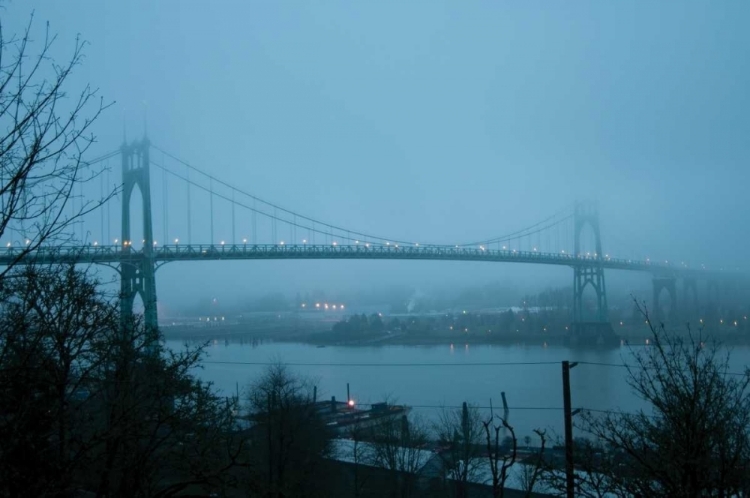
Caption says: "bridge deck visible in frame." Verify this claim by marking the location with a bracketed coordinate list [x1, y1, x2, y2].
[0, 244, 723, 279]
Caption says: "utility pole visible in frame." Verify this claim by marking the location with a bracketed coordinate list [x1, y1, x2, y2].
[562, 360, 579, 498]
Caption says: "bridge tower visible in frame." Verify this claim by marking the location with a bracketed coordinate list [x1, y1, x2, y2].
[120, 137, 158, 339]
[652, 277, 677, 323]
[571, 201, 614, 343]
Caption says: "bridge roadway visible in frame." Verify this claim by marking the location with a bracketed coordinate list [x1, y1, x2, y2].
[0, 243, 731, 280]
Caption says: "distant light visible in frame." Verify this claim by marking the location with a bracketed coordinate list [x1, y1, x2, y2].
[25, 239, 30, 245]
[502, 245, 507, 250]
[153, 241, 157, 245]
[5, 242, 10, 247]
[355, 240, 359, 244]
[93, 241, 98, 246]
[175, 238, 179, 244]
[303, 239, 307, 244]
[347, 399, 355, 407]
[340, 305, 345, 310]
[114, 239, 118, 244]
[280, 241, 285, 245]
[242, 238, 247, 243]
[332, 241, 338, 246]
[315, 303, 320, 308]
[324, 304, 329, 309]
[415, 243, 419, 247]
[301, 303, 306, 308]
[221, 240, 225, 245]
[365, 243, 370, 248]
[332, 305, 337, 310]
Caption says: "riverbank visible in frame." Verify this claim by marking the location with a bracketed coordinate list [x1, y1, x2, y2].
[162, 321, 750, 347]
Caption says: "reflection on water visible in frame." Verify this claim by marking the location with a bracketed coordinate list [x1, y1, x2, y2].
[168, 339, 750, 441]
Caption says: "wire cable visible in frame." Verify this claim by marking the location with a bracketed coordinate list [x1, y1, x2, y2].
[201, 360, 561, 367]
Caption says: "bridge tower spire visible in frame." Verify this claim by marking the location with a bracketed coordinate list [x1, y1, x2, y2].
[571, 201, 614, 343]
[120, 137, 158, 341]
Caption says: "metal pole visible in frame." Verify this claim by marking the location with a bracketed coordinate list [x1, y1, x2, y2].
[562, 360, 576, 498]
[210, 178, 214, 244]
[187, 167, 192, 245]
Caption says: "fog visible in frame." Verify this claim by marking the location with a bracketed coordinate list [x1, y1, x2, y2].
[6, 1, 749, 310]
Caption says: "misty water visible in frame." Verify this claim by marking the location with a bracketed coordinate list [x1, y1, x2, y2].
[171, 339, 750, 441]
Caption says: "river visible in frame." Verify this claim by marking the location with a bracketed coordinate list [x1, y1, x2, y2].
[168, 339, 750, 442]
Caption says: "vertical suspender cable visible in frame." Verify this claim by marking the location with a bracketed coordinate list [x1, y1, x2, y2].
[232, 189, 236, 244]
[187, 166, 192, 245]
[162, 167, 167, 244]
[164, 152, 169, 244]
[100, 166, 104, 243]
[210, 177, 214, 244]
[252, 198, 257, 244]
[106, 161, 111, 244]
[273, 208, 277, 243]
[79, 181, 83, 242]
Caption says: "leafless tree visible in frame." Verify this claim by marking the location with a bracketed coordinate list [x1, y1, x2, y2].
[576, 300, 750, 497]
[347, 422, 372, 498]
[0, 263, 119, 496]
[244, 363, 333, 497]
[369, 410, 430, 498]
[0, 13, 112, 276]
[94, 323, 244, 498]
[516, 429, 547, 497]
[0, 264, 243, 497]
[433, 402, 485, 498]
[482, 413, 521, 498]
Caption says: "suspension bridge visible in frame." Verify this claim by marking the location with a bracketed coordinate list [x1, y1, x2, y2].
[1, 137, 745, 342]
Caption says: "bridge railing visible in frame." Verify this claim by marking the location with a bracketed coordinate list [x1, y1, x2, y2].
[0, 243, 722, 278]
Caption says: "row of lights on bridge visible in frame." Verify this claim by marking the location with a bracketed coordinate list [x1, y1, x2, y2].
[300, 303, 346, 310]
[14, 240, 710, 269]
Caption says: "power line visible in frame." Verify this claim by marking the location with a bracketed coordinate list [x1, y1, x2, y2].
[201, 360, 561, 367]
[577, 361, 748, 377]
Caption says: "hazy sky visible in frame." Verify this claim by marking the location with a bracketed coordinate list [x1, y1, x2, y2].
[4, 1, 749, 309]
